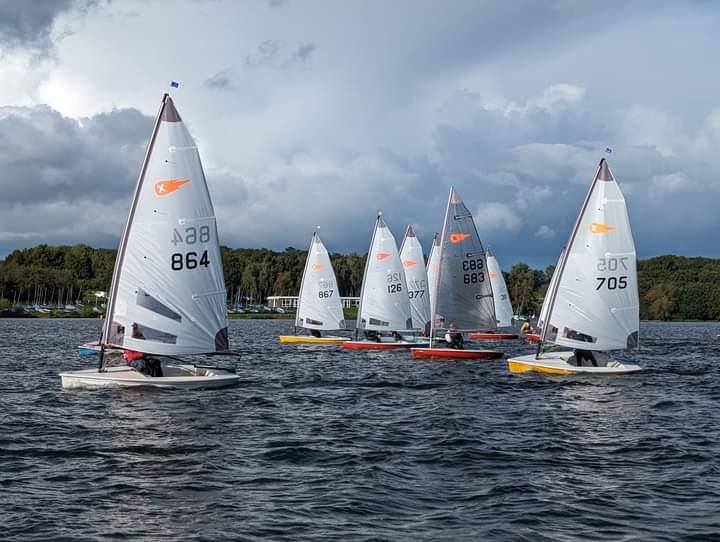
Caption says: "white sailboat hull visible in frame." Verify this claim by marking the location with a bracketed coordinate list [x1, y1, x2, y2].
[59, 364, 239, 390]
[507, 351, 642, 375]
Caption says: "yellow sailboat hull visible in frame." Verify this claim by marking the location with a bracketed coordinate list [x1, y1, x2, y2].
[508, 352, 642, 375]
[278, 335, 346, 345]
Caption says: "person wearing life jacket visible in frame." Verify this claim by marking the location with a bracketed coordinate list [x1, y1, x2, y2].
[445, 322, 464, 349]
[124, 323, 164, 377]
[520, 321, 533, 335]
[124, 323, 147, 373]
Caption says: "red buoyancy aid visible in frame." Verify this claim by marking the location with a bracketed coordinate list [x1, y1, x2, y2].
[123, 350, 144, 363]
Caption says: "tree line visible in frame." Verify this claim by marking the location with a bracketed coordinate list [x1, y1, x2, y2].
[0, 244, 717, 320]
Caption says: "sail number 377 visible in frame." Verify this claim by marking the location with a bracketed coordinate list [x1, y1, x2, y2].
[596, 257, 629, 290]
[170, 226, 211, 271]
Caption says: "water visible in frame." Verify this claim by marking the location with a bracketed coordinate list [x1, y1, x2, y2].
[1, 319, 719, 541]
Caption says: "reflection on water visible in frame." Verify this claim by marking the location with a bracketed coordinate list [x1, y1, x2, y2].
[1, 318, 719, 540]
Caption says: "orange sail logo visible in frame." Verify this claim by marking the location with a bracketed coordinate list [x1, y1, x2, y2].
[154, 179, 191, 196]
[489, 271, 498, 279]
[403, 260, 417, 268]
[589, 222, 616, 234]
[449, 233, 470, 244]
[376, 252, 391, 261]
[311, 263, 322, 271]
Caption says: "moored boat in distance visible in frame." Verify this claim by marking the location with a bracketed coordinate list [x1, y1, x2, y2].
[60, 94, 239, 389]
[411, 187, 503, 360]
[508, 159, 642, 375]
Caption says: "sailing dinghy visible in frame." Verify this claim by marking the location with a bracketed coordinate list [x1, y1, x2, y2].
[508, 159, 642, 375]
[426, 232, 440, 323]
[469, 248, 518, 340]
[279, 229, 347, 344]
[399, 225, 431, 332]
[60, 94, 239, 389]
[411, 187, 503, 360]
[342, 213, 421, 350]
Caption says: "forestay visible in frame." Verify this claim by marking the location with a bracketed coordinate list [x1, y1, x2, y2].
[486, 249, 513, 328]
[432, 187, 496, 332]
[295, 231, 345, 331]
[542, 159, 639, 351]
[536, 248, 564, 333]
[356, 214, 413, 331]
[426, 233, 440, 323]
[102, 95, 229, 356]
[399, 225, 431, 330]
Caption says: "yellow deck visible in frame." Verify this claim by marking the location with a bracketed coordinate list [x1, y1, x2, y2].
[278, 335, 346, 344]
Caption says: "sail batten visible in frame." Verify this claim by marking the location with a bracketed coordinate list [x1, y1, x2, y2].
[102, 95, 229, 356]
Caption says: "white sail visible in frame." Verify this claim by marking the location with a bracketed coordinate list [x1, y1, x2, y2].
[102, 95, 229, 356]
[432, 187, 496, 332]
[356, 214, 413, 331]
[543, 159, 639, 351]
[426, 233, 440, 322]
[399, 225, 431, 330]
[486, 249, 513, 328]
[295, 231, 345, 331]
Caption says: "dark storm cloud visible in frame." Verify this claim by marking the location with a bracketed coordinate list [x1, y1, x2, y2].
[204, 69, 232, 90]
[0, 0, 99, 50]
[0, 106, 151, 206]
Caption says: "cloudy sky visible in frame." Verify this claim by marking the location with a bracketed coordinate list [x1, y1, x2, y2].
[0, 0, 719, 268]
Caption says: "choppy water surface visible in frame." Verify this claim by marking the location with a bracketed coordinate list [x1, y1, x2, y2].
[1, 319, 719, 541]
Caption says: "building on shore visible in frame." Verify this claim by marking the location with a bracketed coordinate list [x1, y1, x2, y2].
[266, 295, 360, 310]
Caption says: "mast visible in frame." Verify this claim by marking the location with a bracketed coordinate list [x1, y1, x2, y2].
[98, 94, 170, 371]
[295, 227, 320, 331]
[537, 158, 605, 358]
[355, 213, 381, 339]
[428, 188, 454, 349]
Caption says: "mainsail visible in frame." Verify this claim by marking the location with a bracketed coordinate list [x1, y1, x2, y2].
[426, 233, 440, 321]
[486, 248, 513, 328]
[399, 225, 431, 330]
[541, 159, 639, 351]
[102, 94, 229, 356]
[295, 230, 345, 331]
[356, 214, 413, 332]
[432, 187, 496, 332]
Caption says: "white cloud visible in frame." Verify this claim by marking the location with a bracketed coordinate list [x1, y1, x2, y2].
[474, 203, 522, 234]
[651, 172, 690, 193]
[534, 225, 556, 239]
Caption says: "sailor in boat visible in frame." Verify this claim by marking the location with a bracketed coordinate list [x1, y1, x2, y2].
[123, 323, 163, 377]
[445, 322, 464, 349]
[520, 321, 534, 335]
[310, 329, 322, 338]
[364, 330, 382, 343]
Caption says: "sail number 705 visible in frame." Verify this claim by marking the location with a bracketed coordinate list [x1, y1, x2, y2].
[596, 257, 629, 290]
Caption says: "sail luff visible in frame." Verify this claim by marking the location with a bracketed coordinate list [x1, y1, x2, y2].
[429, 189, 454, 343]
[294, 230, 317, 328]
[101, 94, 168, 355]
[355, 214, 381, 335]
[539, 160, 604, 351]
